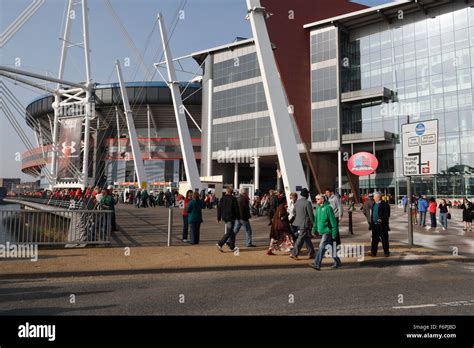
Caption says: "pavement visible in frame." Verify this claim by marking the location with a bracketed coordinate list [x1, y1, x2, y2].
[1, 203, 473, 279]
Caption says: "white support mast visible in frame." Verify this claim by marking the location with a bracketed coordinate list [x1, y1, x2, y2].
[115, 60, 148, 189]
[246, 0, 308, 197]
[81, 0, 93, 190]
[157, 13, 201, 192]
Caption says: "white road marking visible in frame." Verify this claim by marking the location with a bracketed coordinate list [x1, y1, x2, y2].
[393, 304, 437, 309]
[393, 299, 474, 309]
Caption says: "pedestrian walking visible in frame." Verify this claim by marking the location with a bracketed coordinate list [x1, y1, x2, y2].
[135, 190, 141, 208]
[181, 190, 193, 242]
[438, 199, 450, 231]
[362, 193, 374, 230]
[216, 187, 240, 252]
[368, 192, 390, 257]
[428, 197, 437, 228]
[267, 196, 294, 255]
[402, 195, 408, 213]
[234, 188, 256, 247]
[287, 192, 299, 242]
[141, 189, 149, 208]
[310, 194, 341, 271]
[460, 198, 472, 232]
[411, 195, 418, 225]
[268, 190, 278, 226]
[418, 195, 428, 227]
[325, 188, 342, 245]
[290, 188, 315, 260]
[186, 192, 205, 244]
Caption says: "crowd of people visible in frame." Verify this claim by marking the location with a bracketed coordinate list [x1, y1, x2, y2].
[210, 187, 392, 271]
[400, 195, 473, 231]
[18, 185, 473, 254]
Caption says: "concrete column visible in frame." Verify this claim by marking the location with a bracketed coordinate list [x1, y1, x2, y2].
[254, 156, 260, 191]
[234, 162, 239, 190]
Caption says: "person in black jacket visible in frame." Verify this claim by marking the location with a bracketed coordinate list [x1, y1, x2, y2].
[216, 187, 240, 252]
[233, 188, 256, 247]
[369, 192, 391, 257]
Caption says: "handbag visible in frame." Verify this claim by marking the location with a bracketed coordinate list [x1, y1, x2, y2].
[447, 213, 451, 220]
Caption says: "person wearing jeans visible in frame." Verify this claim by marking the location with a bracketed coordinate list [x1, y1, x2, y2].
[310, 194, 341, 270]
[181, 190, 193, 242]
[233, 188, 256, 247]
[234, 219, 254, 247]
[216, 187, 240, 252]
[290, 188, 315, 259]
[439, 199, 449, 230]
[418, 195, 428, 227]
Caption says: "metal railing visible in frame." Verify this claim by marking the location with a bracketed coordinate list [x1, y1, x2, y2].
[10, 196, 85, 209]
[0, 209, 111, 245]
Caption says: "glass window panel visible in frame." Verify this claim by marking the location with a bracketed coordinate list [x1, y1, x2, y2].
[441, 31, 455, 52]
[415, 20, 428, 41]
[445, 111, 460, 133]
[440, 12, 454, 30]
[455, 28, 469, 50]
[459, 109, 474, 131]
[430, 74, 443, 94]
[454, 8, 469, 31]
[429, 35, 441, 56]
[403, 42, 416, 62]
[457, 68, 472, 90]
[427, 16, 441, 37]
[430, 54, 442, 75]
[460, 131, 474, 154]
[402, 22, 415, 43]
[380, 30, 391, 50]
[431, 94, 444, 112]
[444, 91, 458, 111]
[415, 39, 428, 59]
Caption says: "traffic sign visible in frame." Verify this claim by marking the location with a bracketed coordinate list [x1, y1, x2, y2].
[402, 120, 438, 176]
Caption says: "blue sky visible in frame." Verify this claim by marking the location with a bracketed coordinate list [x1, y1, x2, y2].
[0, 0, 393, 180]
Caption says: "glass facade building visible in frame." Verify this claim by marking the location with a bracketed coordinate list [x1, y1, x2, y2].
[307, 1, 474, 199]
[197, 40, 303, 189]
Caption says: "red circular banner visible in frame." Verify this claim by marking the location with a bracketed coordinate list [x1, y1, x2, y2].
[347, 152, 379, 176]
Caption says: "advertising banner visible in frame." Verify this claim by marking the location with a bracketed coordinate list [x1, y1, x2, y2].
[347, 152, 379, 176]
[57, 117, 82, 179]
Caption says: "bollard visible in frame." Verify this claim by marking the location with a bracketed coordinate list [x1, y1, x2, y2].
[167, 207, 173, 247]
[348, 210, 353, 235]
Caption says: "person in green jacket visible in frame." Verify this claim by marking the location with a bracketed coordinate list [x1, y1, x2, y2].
[186, 192, 206, 244]
[310, 194, 341, 271]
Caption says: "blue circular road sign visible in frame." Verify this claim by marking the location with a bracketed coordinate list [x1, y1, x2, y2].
[415, 123, 425, 136]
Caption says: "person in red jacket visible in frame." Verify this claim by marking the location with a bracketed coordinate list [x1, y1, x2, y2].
[181, 190, 193, 242]
[428, 197, 437, 228]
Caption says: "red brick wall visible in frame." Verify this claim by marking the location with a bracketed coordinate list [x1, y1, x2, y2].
[260, 0, 367, 144]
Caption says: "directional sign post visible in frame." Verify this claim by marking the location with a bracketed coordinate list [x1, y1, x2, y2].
[402, 120, 439, 177]
[401, 119, 439, 246]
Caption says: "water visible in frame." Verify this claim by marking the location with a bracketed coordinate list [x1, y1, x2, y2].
[0, 203, 20, 243]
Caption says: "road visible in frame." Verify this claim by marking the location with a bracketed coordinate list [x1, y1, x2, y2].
[1, 260, 473, 315]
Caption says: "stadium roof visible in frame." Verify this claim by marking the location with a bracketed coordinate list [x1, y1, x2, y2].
[191, 38, 254, 65]
[303, 0, 454, 30]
